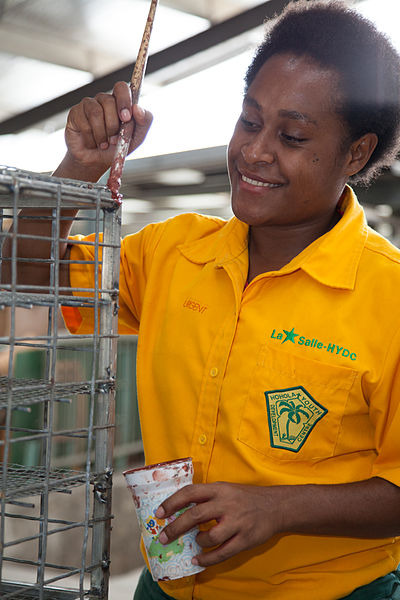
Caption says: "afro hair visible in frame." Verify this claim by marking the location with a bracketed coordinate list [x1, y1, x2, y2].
[245, 0, 400, 184]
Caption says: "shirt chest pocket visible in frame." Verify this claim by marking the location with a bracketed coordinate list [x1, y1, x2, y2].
[238, 345, 358, 462]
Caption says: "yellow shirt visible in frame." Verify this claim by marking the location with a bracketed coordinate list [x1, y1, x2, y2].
[63, 187, 400, 600]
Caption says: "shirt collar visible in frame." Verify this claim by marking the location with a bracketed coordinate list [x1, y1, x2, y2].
[178, 186, 367, 290]
[298, 186, 367, 290]
[178, 216, 248, 265]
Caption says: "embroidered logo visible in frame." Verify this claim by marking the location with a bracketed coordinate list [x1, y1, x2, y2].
[270, 327, 357, 361]
[265, 386, 327, 452]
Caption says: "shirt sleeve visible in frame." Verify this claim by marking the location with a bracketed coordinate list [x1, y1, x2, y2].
[370, 323, 400, 487]
[61, 222, 163, 335]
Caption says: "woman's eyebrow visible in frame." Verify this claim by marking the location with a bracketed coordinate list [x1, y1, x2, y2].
[243, 95, 262, 111]
[278, 109, 318, 126]
[243, 96, 318, 127]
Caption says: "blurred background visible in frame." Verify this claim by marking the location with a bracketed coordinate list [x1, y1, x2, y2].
[1, 0, 400, 595]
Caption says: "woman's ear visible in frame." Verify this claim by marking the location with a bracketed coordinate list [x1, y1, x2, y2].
[346, 132, 378, 177]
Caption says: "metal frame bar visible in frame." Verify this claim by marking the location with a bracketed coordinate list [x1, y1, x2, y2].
[0, 167, 121, 599]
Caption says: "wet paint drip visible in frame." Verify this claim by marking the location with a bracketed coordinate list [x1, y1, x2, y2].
[152, 469, 170, 482]
[107, 120, 134, 203]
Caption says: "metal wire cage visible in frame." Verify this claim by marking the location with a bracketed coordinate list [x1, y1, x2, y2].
[0, 166, 121, 599]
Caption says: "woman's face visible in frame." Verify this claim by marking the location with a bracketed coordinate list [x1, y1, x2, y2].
[228, 53, 354, 229]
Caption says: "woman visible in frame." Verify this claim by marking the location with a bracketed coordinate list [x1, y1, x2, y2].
[9, 1, 400, 598]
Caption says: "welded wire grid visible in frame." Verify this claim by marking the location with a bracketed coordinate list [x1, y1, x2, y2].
[0, 378, 92, 410]
[0, 166, 121, 599]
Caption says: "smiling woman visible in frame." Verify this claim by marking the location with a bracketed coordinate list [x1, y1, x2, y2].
[228, 50, 380, 277]
[5, 1, 400, 600]
[228, 0, 400, 277]
[228, 54, 358, 244]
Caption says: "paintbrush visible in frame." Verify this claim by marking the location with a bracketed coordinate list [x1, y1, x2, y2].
[107, 0, 159, 201]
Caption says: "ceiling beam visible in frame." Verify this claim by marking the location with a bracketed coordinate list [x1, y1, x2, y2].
[0, 24, 126, 74]
[0, 0, 287, 135]
[160, 0, 263, 22]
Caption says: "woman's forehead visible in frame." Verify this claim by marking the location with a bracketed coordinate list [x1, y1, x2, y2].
[247, 53, 342, 118]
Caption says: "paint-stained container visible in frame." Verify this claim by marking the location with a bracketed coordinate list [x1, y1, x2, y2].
[123, 457, 205, 581]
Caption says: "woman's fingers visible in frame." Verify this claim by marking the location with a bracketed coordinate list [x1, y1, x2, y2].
[155, 482, 282, 567]
[112, 81, 134, 122]
[82, 96, 110, 149]
[95, 93, 122, 148]
[64, 82, 153, 169]
[129, 105, 153, 152]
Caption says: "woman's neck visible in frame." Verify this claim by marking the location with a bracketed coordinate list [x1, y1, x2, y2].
[247, 209, 341, 281]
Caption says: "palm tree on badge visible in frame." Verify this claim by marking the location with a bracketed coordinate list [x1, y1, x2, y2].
[278, 399, 310, 443]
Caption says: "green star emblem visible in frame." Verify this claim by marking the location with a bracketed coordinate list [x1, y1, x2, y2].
[282, 327, 299, 344]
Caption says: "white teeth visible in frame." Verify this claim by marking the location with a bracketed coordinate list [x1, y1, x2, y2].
[242, 174, 281, 188]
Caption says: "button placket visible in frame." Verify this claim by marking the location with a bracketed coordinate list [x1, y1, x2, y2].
[190, 263, 243, 480]
[190, 329, 234, 473]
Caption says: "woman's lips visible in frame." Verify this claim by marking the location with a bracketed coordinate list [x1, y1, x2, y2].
[241, 173, 283, 188]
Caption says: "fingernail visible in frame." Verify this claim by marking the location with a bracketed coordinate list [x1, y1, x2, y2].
[155, 506, 165, 518]
[100, 142, 108, 150]
[110, 135, 118, 145]
[192, 557, 199, 566]
[159, 531, 168, 545]
[121, 108, 131, 121]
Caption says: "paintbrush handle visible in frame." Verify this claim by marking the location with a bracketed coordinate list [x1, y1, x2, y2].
[107, 0, 159, 201]
[131, 0, 158, 102]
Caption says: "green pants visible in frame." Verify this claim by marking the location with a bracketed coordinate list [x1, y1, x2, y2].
[344, 571, 400, 600]
[133, 567, 400, 600]
[133, 568, 176, 599]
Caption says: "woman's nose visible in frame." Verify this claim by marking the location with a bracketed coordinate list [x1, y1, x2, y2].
[241, 135, 275, 165]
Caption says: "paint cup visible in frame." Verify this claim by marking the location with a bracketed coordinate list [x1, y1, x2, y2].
[123, 457, 205, 581]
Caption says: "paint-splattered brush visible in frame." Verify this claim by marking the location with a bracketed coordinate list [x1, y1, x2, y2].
[107, 0, 159, 201]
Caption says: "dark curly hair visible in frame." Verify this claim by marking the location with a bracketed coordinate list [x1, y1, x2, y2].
[245, 0, 400, 185]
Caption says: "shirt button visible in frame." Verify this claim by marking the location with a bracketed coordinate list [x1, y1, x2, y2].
[209, 367, 219, 377]
[198, 434, 207, 445]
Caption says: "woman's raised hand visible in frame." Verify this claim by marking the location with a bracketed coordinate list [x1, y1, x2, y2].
[57, 81, 153, 182]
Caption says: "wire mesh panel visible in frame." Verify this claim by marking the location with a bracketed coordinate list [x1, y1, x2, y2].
[0, 166, 121, 599]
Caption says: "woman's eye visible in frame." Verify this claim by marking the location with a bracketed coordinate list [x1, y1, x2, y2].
[282, 133, 307, 144]
[240, 116, 260, 130]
